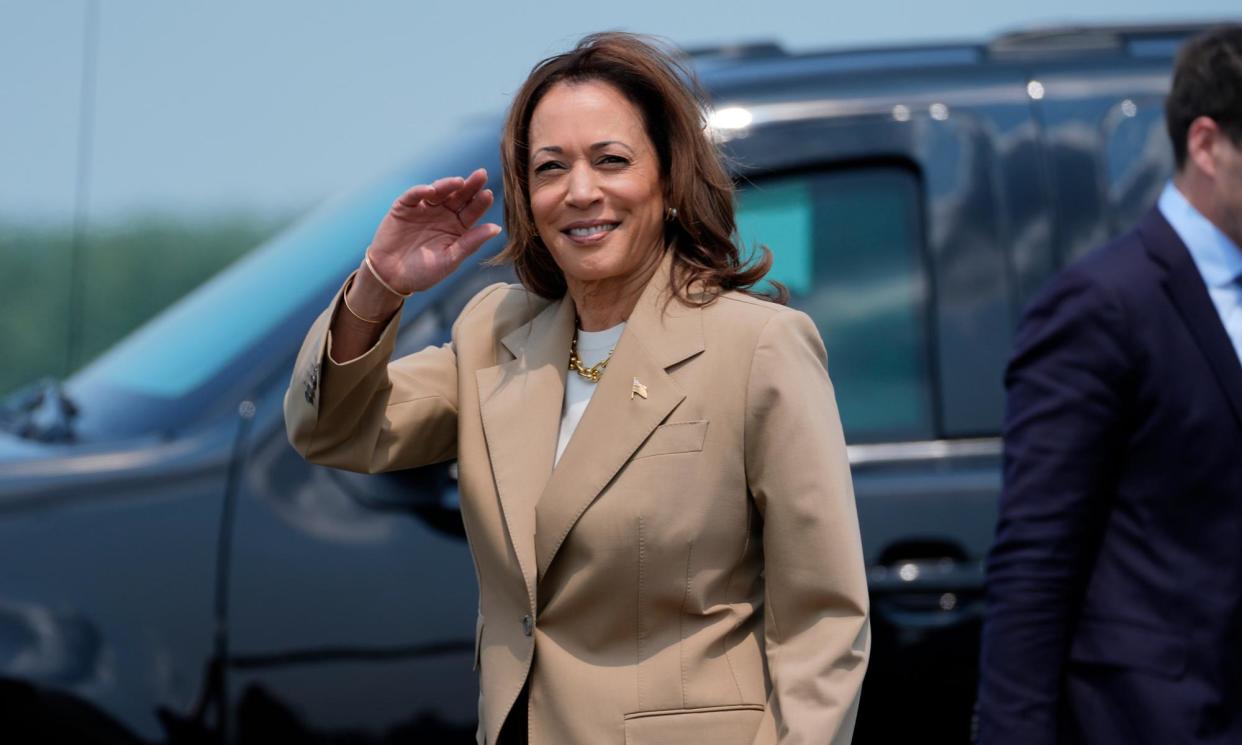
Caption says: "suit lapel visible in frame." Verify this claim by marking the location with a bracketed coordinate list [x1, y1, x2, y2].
[477, 296, 575, 600]
[534, 259, 705, 581]
[1140, 208, 1242, 433]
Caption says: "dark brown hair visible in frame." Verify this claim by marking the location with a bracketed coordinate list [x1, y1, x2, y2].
[1166, 25, 1242, 170]
[492, 32, 786, 305]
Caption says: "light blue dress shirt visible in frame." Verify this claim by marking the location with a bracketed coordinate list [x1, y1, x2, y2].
[1157, 181, 1242, 366]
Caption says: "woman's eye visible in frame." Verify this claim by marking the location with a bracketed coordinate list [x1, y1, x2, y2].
[534, 161, 562, 173]
[600, 155, 629, 166]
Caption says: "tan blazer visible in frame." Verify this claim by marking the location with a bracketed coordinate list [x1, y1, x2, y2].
[284, 254, 869, 744]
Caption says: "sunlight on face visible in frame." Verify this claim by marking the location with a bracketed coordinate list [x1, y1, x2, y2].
[527, 80, 665, 292]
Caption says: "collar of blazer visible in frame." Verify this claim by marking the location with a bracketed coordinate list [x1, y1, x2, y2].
[475, 251, 706, 599]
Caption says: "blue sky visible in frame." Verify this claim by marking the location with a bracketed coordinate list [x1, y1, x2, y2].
[1, 0, 1238, 223]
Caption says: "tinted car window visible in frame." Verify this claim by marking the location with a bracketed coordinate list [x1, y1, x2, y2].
[63, 124, 501, 438]
[72, 127, 502, 401]
[736, 166, 933, 443]
[76, 170, 419, 399]
[1103, 96, 1171, 235]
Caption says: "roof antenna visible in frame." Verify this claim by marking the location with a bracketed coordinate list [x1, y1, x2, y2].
[66, 0, 100, 375]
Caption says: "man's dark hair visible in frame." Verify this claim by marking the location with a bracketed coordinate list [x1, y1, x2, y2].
[1166, 25, 1242, 170]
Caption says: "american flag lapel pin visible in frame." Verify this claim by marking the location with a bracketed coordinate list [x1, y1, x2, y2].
[631, 377, 648, 400]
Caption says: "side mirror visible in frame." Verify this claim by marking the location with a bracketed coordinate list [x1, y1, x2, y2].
[327, 461, 465, 539]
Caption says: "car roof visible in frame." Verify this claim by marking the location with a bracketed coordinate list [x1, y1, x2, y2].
[690, 20, 1231, 95]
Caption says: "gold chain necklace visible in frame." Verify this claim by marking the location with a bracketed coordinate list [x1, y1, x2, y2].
[568, 335, 614, 383]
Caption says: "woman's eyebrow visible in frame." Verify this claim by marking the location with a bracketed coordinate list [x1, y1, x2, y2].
[590, 140, 634, 153]
[532, 141, 635, 157]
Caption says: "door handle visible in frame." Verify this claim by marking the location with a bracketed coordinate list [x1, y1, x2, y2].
[868, 558, 985, 630]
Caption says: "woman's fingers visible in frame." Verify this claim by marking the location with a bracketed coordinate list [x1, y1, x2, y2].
[447, 222, 503, 266]
[394, 183, 437, 208]
[423, 175, 467, 206]
[440, 168, 488, 213]
[390, 170, 490, 244]
[394, 169, 487, 210]
[455, 188, 494, 227]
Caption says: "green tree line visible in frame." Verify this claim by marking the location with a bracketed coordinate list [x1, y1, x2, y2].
[0, 213, 295, 397]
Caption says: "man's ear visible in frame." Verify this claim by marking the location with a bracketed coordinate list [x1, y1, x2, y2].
[1186, 115, 1221, 180]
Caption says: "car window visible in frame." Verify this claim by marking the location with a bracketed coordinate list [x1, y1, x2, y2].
[1102, 96, 1171, 236]
[736, 166, 934, 443]
[72, 126, 501, 400]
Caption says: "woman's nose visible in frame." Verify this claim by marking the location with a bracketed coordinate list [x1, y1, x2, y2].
[564, 162, 602, 208]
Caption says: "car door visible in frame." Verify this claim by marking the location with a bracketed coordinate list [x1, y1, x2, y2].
[0, 432, 230, 744]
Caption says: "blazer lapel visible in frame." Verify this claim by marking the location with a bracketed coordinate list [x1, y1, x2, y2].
[534, 259, 705, 581]
[477, 296, 575, 600]
[1140, 208, 1242, 433]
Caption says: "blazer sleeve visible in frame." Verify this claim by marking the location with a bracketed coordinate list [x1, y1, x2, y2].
[282, 272, 501, 474]
[743, 309, 870, 745]
[976, 267, 1132, 745]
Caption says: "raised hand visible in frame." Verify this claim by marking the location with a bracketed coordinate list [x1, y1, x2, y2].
[366, 168, 502, 295]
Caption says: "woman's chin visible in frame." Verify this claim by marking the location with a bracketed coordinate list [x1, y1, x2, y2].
[555, 249, 632, 284]
[562, 266, 623, 286]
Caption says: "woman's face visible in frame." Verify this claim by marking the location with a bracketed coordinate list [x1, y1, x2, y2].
[527, 80, 665, 291]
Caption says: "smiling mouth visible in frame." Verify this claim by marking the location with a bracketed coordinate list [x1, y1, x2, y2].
[564, 222, 620, 238]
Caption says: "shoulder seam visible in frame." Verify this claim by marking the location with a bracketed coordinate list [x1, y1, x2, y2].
[450, 282, 512, 338]
[458, 282, 523, 320]
[714, 292, 791, 313]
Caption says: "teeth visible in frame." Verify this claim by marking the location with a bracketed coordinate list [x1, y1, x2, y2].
[567, 223, 618, 237]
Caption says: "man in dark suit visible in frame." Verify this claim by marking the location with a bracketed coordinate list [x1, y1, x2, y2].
[977, 26, 1242, 744]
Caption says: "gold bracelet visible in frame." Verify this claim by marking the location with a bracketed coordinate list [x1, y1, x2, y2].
[364, 252, 413, 298]
[342, 275, 389, 324]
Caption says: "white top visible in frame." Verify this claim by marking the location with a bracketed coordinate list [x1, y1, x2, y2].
[555, 322, 626, 466]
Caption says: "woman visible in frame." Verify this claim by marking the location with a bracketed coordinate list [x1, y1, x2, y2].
[285, 33, 868, 745]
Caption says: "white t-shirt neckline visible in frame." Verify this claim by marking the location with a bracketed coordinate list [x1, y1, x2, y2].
[555, 321, 626, 466]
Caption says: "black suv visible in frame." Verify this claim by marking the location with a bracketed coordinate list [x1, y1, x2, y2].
[0, 22, 1203, 744]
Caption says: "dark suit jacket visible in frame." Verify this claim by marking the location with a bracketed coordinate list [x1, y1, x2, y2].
[977, 207, 1242, 744]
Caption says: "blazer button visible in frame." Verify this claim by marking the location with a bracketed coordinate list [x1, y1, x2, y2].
[521, 614, 533, 637]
